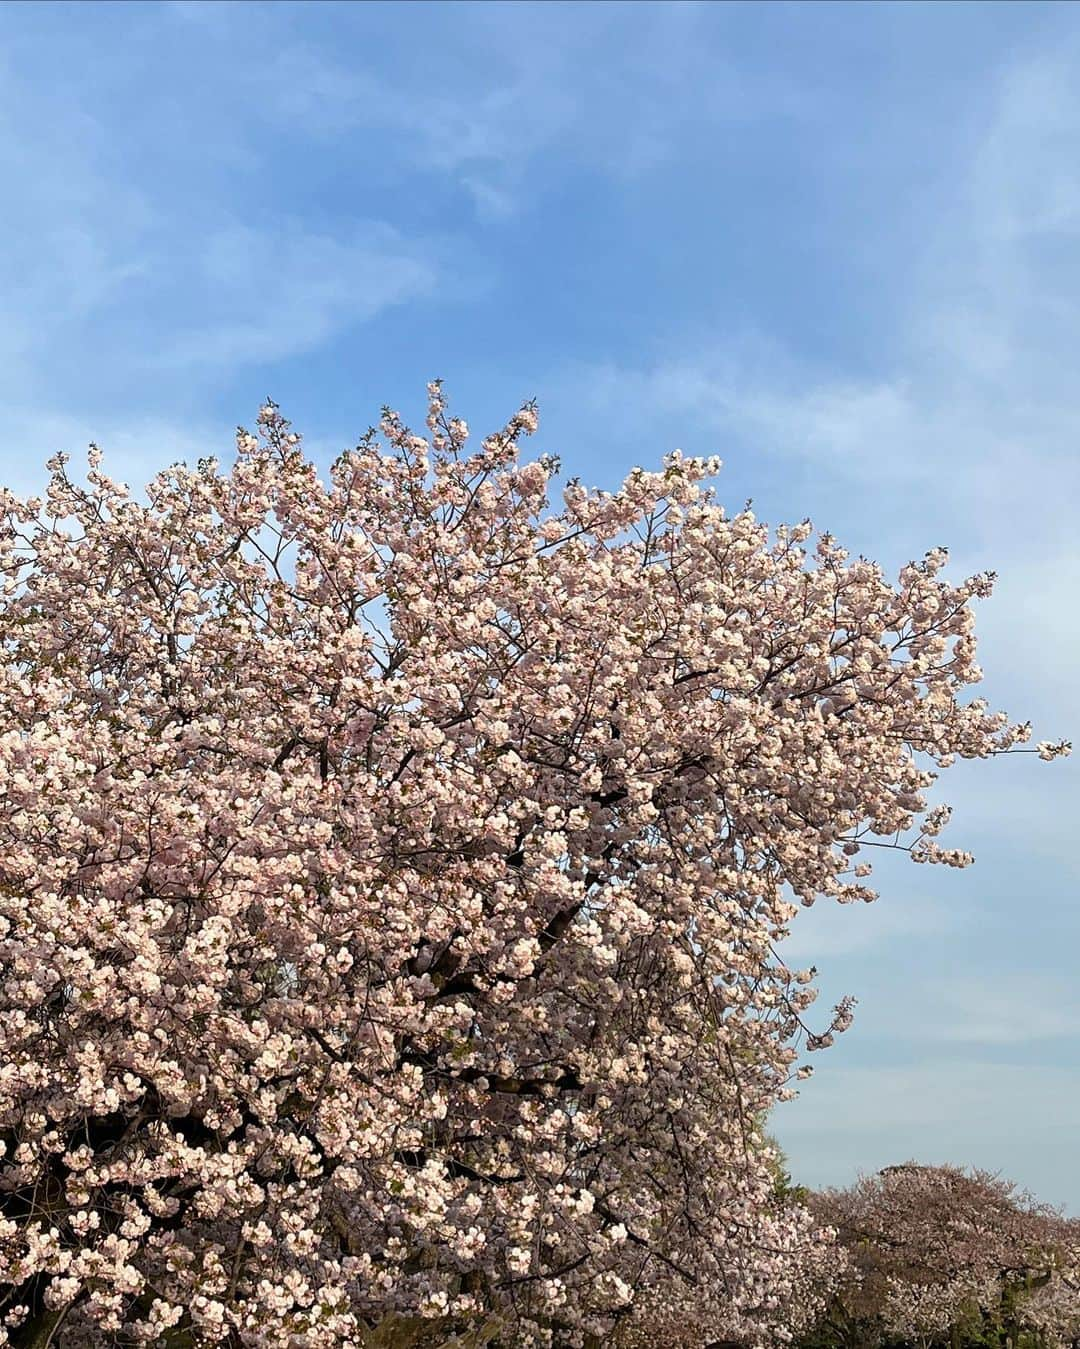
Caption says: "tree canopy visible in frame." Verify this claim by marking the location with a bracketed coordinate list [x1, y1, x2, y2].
[0, 389, 1067, 1347]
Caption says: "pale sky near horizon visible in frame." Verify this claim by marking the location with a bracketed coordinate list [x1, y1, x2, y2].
[1, 0, 1077, 1210]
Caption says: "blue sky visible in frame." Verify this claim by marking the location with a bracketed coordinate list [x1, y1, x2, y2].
[2, 0, 1078, 1210]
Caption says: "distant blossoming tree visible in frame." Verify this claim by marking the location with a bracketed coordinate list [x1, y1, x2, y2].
[805, 1163, 1080, 1349]
[0, 387, 1067, 1347]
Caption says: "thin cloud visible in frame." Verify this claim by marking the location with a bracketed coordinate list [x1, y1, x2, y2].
[144, 223, 437, 372]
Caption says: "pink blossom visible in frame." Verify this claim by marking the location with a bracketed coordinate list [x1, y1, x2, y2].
[0, 388, 1063, 1347]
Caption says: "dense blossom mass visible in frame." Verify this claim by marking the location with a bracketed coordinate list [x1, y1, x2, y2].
[802, 1164, 1080, 1349]
[0, 388, 1067, 1346]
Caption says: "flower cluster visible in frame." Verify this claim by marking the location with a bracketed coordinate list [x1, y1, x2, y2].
[808, 1164, 1080, 1348]
[0, 388, 1063, 1345]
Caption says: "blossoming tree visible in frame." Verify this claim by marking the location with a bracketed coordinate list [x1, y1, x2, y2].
[803, 1164, 1080, 1349]
[0, 388, 1067, 1347]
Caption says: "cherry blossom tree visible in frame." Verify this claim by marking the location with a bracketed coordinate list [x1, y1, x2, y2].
[0, 387, 1067, 1347]
[804, 1164, 1080, 1349]
[1020, 1259, 1080, 1349]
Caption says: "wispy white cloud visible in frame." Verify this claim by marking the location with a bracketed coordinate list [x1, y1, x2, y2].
[0, 17, 447, 486]
[143, 222, 436, 372]
[553, 41, 1080, 525]
[565, 354, 928, 484]
[0, 40, 440, 408]
[203, 3, 810, 219]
